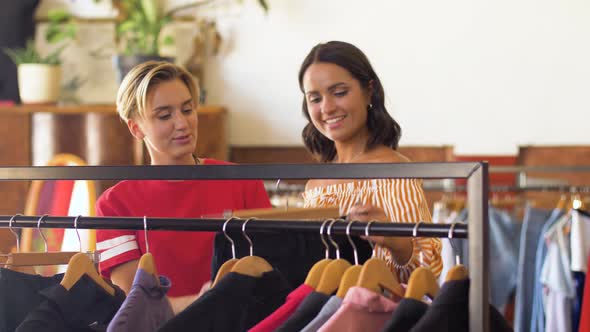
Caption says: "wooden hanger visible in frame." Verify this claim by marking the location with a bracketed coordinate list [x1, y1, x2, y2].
[405, 266, 440, 300]
[356, 258, 404, 298]
[230, 218, 273, 277]
[212, 217, 240, 286]
[316, 219, 351, 295]
[304, 219, 334, 288]
[445, 264, 469, 282]
[61, 252, 115, 296]
[138, 217, 159, 285]
[405, 222, 440, 300]
[445, 221, 469, 282]
[232, 206, 339, 220]
[335, 220, 363, 298]
[355, 220, 404, 298]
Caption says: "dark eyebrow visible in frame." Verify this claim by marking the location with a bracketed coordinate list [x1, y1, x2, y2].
[305, 82, 348, 96]
[152, 98, 193, 112]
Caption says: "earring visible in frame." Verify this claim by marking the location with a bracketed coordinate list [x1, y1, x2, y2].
[368, 104, 373, 111]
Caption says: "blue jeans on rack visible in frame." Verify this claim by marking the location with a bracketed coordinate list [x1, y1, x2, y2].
[459, 206, 521, 311]
[530, 208, 565, 332]
[513, 206, 554, 332]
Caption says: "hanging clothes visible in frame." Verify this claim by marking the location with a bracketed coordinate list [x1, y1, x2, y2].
[0, 268, 64, 332]
[275, 291, 331, 332]
[248, 284, 314, 332]
[513, 206, 554, 332]
[107, 268, 173, 332]
[317, 286, 398, 332]
[530, 209, 565, 332]
[158, 271, 291, 332]
[408, 279, 512, 332]
[459, 206, 521, 311]
[15, 275, 125, 332]
[381, 297, 429, 332]
[577, 250, 590, 332]
[300, 296, 342, 332]
[540, 221, 575, 332]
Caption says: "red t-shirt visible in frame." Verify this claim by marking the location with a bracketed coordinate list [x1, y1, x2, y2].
[95, 159, 271, 297]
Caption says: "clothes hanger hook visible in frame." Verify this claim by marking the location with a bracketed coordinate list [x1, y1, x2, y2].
[449, 221, 464, 265]
[241, 217, 258, 256]
[327, 218, 342, 259]
[364, 220, 376, 258]
[9, 214, 22, 253]
[275, 179, 288, 210]
[320, 218, 333, 259]
[346, 219, 359, 265]
[412, 221, 424, 266]
[74, 215, 82, 253]
[222, 217, 238, 259]
[37, 214, 49, 253]
[143, 216, 150, 254]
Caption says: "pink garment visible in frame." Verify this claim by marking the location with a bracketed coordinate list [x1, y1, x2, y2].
[318, 286, 399, 332]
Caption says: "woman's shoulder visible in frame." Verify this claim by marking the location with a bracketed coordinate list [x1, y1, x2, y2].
[366, 147, 411, 163]
[201, 158, 234, 165]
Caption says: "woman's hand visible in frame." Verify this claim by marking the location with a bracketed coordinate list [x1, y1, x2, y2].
[347, 203, 413, 265]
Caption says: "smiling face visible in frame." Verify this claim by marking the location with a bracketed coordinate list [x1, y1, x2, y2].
[302, 62, 372, 146]
[127, 78, 198, 165]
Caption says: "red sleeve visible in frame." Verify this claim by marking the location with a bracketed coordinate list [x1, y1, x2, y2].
[95, 188, 141, 279]
[245, 180, 272, 209]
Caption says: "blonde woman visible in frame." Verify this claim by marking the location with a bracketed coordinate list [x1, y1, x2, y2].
[95, 61, 271, 313]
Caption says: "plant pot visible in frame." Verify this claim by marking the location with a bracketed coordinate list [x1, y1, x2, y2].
[113, 55, 175, 84]
[17, 64, 61, 104]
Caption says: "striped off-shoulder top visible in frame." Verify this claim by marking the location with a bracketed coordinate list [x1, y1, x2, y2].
[303, 178, 443, 283]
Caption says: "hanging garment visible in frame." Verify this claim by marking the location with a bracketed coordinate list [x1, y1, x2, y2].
[316, 286, 398, 332]
[158, 271, 291, 332]
[249, 284, 314, 332]
[15, 275, 125, 332]
[513, 206, 554, 332]
[107, 268, 173, 332]
[459, 206, 522, 311]
[275, 291, 331, 332]
[303, 179, 443, 283]
[570, 210, 590, 332]
[0, 268, 64, 332]
[409, 279, 512, 332]
[577, 254, 590, 332]
[381, 298, 429, 332]
[540, 224, 575, 332]
[572, 272, 585, 332]
[531, 209, 565, 332]
[300, 296, 342, 332]
[96, 158, 272, 298]
[211, 228, 373, 291]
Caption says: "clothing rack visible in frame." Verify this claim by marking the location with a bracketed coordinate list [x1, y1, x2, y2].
[0, 162, 490, 331]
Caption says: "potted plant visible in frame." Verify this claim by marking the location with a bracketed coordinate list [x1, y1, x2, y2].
[112, 0, 268, 82]
[2, 9, 76, 104]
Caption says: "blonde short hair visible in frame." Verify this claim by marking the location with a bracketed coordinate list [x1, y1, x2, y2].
[116, 61, 199, 121]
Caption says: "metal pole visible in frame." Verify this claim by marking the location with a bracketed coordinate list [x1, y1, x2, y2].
[0, 215, 468, 238]
[468, 162, 490, 331]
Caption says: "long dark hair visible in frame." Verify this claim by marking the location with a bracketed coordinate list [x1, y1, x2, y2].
[299, 41, 402, 162]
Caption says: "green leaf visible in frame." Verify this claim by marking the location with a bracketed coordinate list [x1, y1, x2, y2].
[47, 9, 71, 23]
[163, 35, 174, 45]
[140, 0, 159, 24]
[258, 0, 269, 12]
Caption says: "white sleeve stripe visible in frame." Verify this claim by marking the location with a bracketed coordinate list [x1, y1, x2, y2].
[96, 235, 136, 250]
[99, 241, 139, 262]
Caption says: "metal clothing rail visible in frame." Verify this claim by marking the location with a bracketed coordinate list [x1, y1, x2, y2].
[0, 162, 489, 331]
[0, 215, 469, 238]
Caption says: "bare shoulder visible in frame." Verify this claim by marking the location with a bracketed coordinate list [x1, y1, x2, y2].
[305, 179, 324, 192]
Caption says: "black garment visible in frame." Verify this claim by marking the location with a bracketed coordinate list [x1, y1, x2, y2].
[0, 268, 63, 332]
[275, 291, 331, 332]
[0, 0, 39, 102]
[159, 271, 291, 332]
[410, 279, 513, 332]
[211, 230, 372, 289]
[381, 298, 428, 332]
[16, 274, 126, 332]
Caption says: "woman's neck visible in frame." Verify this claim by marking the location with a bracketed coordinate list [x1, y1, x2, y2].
[150, 154, 199, 166]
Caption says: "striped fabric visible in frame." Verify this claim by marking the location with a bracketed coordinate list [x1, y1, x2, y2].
[303, 179, 443, 283]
